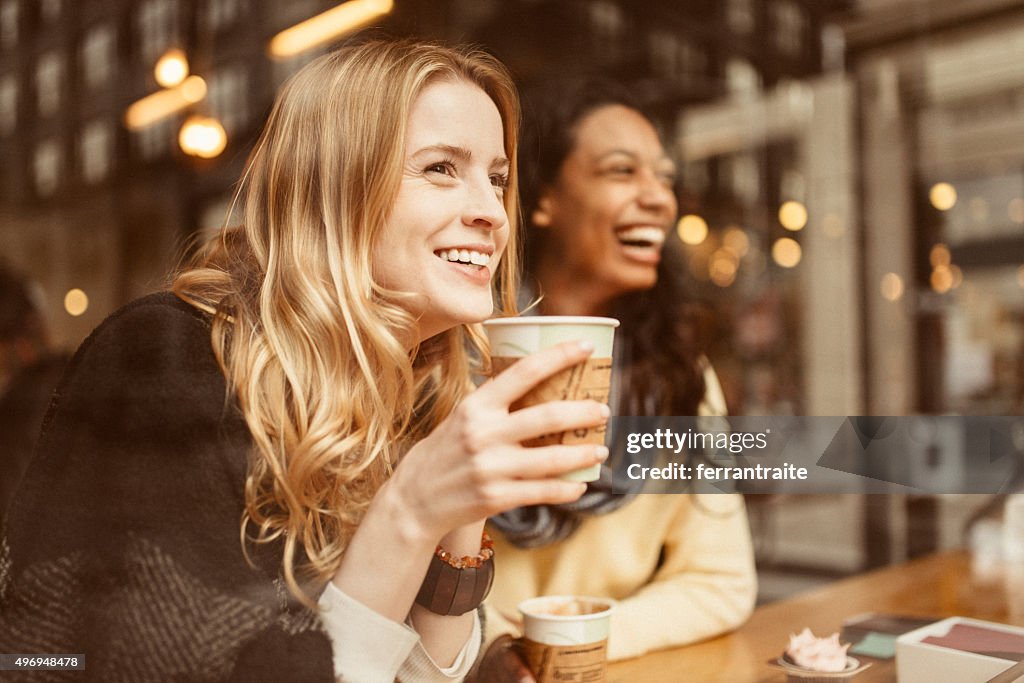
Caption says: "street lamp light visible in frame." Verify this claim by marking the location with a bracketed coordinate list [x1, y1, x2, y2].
[125, 75, 207, 129]
[269, 0, 394, 59]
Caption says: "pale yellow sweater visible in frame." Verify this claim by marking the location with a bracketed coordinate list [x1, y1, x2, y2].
[484, 492, 757, 661]
[483, 367, 757, 661]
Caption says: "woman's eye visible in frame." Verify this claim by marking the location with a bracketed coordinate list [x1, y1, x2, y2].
[425, 161, 456, 177]
[490, 174, 509, 190]
[607, 165, 636, 176]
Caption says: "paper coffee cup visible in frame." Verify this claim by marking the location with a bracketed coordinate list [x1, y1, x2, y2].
[516, 595, 615, 683]
[482, 316, 618, 482]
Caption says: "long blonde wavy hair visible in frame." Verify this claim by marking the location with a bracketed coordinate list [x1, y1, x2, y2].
[172, 39, 521, 603]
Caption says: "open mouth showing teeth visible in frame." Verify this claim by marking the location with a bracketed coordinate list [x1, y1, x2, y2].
[435, 248, 491, 267]
[615, 226, 665, 248]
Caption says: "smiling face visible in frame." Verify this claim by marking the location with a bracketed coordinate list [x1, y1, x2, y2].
[533, 104, 677, 305]
[374, 78, 510, 342]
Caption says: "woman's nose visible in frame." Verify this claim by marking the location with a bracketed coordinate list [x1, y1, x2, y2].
[637, 171, 677, 214]
[462, 179, 507, 230]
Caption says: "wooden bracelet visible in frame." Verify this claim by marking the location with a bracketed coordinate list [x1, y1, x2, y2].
[414, 532, 495, 616]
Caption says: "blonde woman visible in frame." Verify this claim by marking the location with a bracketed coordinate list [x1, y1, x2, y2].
[0, 40, 609, 682]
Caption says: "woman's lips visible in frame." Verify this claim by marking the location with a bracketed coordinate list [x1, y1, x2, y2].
[449, 261, 491, 284]
[615, 226, 666, 264]
[434, 247, 492, 266]
[434, 245, 494, 285]
[615, 226, 666, 247]
[620, 244, 662, 264]
[436, 256, 491, 284]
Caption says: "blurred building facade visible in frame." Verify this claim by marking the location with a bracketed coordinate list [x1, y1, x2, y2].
[1, 0, 277, 347]
[848, 0, 1024, 418]
[0, 0, 845, 349]
[673, 0, 1024, 424]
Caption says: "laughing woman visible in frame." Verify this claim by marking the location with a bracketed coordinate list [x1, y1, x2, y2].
[0, 40, 611, 682]
[476, 80, 758, 678]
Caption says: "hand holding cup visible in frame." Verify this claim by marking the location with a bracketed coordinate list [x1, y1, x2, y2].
[386, 339, 611, 543]
[483, 316, 619, 482]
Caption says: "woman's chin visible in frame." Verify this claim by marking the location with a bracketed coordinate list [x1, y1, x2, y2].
[613, 272, 659, 297]
[436, 302, 496, 330]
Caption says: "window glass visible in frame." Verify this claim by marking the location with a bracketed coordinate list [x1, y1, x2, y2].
[0, 0, 18, 50]
[40, 0, 60, 22]
[135, 117, 171, 160]
[81, 23, 116, 90]
[0, 74, 16, 135]
[80, 119, 113, 184]
[207, 64, 248, 134]
[773, 1, 805, 57]
[727, 0, 755, 35]
[208, 0, 245, 31]
[36, 52, 63, 117]
[589, 0, 623, 60]
[138, 0, 179, 64]
[726, 57, 761, 100]
[33, 138, 61, 196]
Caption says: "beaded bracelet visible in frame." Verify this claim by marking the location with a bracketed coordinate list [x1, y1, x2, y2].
[414, 532, 495, 616]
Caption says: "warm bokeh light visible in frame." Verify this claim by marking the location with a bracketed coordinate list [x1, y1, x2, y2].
[1018, 265, 1024, 288]
[723, 226, 750, 256]
[125, 75, 207, 129]
[180, 77, 206, 102]
[1009, 198, 1024, 224]
[880, 272, 905, 302]
[64, 288, 89, 316]
[931, 265, 954, 293]
[269, 0, 395, 59]
[178, 116, 227, 158]
[929, 243, 951, 267]
[709, 251, 738, 287]
[154, 49, 189, 88]
[677, 214, 709, 245]
[778, 200, 808, 231]
[771, 237, 802, 268]
[929, 182, 957, 211]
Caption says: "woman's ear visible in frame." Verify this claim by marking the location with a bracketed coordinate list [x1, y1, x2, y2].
[531, 194, 553, 228]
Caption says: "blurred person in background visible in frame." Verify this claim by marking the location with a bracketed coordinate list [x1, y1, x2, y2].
[0, 265, 68, 530]
[475, 80, 757, 679]
[0, 39, 613, 681]
[0, 265, 50, 391]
